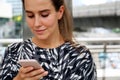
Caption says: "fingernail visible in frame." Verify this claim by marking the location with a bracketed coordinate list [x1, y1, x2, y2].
[30, 67, 33, 70]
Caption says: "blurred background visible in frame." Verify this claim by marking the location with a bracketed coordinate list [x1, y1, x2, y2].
[0, 0, 120, 80]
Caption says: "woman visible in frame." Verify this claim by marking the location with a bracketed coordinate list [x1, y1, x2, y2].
[0, 0, 97, 80]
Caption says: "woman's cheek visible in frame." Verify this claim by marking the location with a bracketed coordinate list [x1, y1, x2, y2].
[26, 19, 34, 28]
[44, 18, 57, 28]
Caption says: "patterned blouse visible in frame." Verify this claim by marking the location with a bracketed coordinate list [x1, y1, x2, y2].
[0, 39, 97, 80]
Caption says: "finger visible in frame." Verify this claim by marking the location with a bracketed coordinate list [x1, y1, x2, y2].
[30, 71, 48, 80]
[18, 67, 33, 79]
[40, 71, 48, 77]
[19, 67, 34, 74]
[26, 68, 45, 77]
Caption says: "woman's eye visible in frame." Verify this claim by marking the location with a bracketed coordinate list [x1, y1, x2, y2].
[41, 14, 49, 17]
[26, 13, 34, 18]
[27, 15, 34, 18]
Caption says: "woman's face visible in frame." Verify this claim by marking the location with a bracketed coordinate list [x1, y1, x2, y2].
[24, 0, 64, 40]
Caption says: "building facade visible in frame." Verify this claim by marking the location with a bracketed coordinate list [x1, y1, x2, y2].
[4, 0, 22, 16]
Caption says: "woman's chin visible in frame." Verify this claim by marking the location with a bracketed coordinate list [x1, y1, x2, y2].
[35, 35, 48, 40]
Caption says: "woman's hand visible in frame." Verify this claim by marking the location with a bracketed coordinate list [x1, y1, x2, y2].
[13, 66, 48, 80]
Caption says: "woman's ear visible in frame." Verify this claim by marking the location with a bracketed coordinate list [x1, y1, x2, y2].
[57, 5, 64, 20]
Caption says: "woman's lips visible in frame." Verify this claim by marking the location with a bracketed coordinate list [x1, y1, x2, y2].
[35, 29, 46, 34]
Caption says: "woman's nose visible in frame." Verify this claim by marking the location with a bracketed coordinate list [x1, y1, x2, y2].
[34, 16, 41, 27]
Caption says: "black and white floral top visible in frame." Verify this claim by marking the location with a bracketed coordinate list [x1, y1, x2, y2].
[0, 39, 97, 80]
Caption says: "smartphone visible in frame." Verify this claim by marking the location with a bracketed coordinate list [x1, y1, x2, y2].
[18, 59, 42, 69]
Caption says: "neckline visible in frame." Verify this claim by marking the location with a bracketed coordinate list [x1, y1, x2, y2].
[28, 38, 70, 50]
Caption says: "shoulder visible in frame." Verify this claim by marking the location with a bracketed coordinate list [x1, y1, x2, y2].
[5, 38, 33, 54]
[66, 42, 96, 68]
[75, 44, 89, 53]
[68, 43, 95, 67]
[68, 43, 93, 61]
[76, 44, 92, 59]
[68, 42, 91, 55]
[7, 38, 31, 49]
[3, 39, 33, 60]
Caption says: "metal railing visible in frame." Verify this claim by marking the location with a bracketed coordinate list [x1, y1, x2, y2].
[0, 39, 23, 43]
[75, 37, 120, 53]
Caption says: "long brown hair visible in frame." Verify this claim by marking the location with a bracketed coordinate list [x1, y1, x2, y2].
[21, 0, 74, 44]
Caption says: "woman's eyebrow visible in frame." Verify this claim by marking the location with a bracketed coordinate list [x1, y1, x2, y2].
[39, 9, 50, 13]
[25, 9, 50, 13]
[25, 10, 32, 13]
